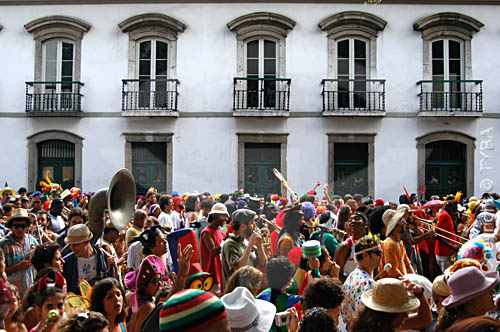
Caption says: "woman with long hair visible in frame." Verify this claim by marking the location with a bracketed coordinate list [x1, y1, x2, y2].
[185, 195, 201, 224]
[90, 278, 127, 332]
[5, 284, 27, 332]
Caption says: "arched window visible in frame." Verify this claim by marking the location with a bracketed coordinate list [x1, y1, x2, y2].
[119, 13, 185, 114]
[414, 12, 483, 113]
[37, 140, 75, 189]
[319, 12, 386, 114]
[416, 131, 475, 198]
[27, 130, 83, 191]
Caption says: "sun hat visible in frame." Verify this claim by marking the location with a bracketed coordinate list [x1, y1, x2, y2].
[208, 203, 230, 217]
[432, 275, 450, 297]
[361, 278, 420, 313]
[159, 289, 227, 332]
[221, 286, 276, 332]
[382, 209, 406, 237]
[302, 240, 322, 258]
[65, 224, 93, 245]
[442, 266, 499, 308]
[0, 187, 16, 198]
[6, 208, 35, 227]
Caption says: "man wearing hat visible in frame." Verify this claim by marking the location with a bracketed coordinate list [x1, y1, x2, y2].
[200, 203, 229, 293]
[0, 187, 16, 206]
[0, 208, 38, 295]
[62, 224, 113, 294]
[221, 209, 266, 288]
[379, 208, 414, 278]
[470, 200, 498, 239]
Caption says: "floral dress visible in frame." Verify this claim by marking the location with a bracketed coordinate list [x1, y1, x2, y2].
[341, 267, 373, 324]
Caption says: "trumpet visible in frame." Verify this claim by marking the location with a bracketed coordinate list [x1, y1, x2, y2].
[412, 216, 466, 245]
[62, 206, 71, 220]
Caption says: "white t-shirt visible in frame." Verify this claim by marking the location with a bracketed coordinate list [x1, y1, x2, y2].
[77, 255, 97, 281]
[49, 214, 65, 233]
[158, 212, 174, 229]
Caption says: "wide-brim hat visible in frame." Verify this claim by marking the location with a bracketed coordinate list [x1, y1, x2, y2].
[432, 275, 450, 297]
[208, 203, 230, 217]
[361, 278, 420, 313]
[65, 224, 93, 245]
[442, 266, 499, 308]
[0, 187, 16, 197]
[382, 209, 406, 237]
[222, 287, 276, 332]
[6, 208, 34, 226]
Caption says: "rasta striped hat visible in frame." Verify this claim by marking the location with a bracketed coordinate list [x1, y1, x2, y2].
[159, 289, 227, 332]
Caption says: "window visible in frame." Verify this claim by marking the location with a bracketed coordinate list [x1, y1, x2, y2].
[244, 143, 281, 196]
[124, 133, 173, 194]
[416, 131, 475, 200]
[319, 12, 386, 114]
[24, 16, 90, 84]
[132, 142, 167, 194]
[431, 40, 463, 109]
[337, 38, 368, 109]
[42, 40, 75, 109]
[327, 134, 375, 197]
[37, 140, 75, 189]
[333, 143, 368, 196]
[237, 134, 288, 193]
[119, 14, 185, 114]
[246, 39, 278, 108]
[138, 39, 169, 108]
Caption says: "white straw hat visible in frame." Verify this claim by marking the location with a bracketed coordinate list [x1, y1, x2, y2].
[221, 287, 276, 332]
[208, 203, 230, 217]
[382, 209, 406, 237]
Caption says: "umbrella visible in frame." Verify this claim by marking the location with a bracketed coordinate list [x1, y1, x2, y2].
[423, 200, 444, 208]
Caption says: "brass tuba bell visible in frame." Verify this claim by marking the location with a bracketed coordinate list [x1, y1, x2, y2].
[61, 168, 136, 255]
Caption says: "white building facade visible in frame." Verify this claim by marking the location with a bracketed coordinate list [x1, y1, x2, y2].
[0, 0, 499, 200]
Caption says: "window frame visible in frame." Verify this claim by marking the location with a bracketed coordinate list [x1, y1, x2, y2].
[42, 38, 76, 92]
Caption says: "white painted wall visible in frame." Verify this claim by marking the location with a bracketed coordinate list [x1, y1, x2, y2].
[0, 3, 499, 200]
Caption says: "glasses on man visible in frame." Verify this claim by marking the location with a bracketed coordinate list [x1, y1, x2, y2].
[12, 224, 28, 229]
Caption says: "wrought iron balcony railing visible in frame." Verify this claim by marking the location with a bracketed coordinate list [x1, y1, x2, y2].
[26, 81, 84, 113]
[417, 80, 483, 113]
[321, 79, 386, 113]
[122, 79, 179, 111]
[233, 77, 291, 112]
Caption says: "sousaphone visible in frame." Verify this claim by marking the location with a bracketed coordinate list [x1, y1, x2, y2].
[61, 168, 136, 255]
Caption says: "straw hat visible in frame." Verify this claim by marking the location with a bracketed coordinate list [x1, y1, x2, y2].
[382, 209, 406, 237]
[442, 266, 499, 308]
[0, 187, 16, 198]
[208, 203, 230, 217]
[65, 224, 93, 245]
[6, 208, 34, 227]
[221, 287, 276, 332]
[361, 278, 420, 313]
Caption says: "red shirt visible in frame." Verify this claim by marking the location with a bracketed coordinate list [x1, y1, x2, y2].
[200, 225, 225, 286]
[435, 210, 457, 257]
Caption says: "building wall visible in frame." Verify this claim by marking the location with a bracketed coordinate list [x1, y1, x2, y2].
[0, 2, 499, 199]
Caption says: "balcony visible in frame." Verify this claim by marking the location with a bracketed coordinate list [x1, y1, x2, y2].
[233, 77, 291, 116]
[417, 80, 483, 117]
[122, 79, 179, 117]
[25, 81, 84, 116]
[321, 79, 385, 116]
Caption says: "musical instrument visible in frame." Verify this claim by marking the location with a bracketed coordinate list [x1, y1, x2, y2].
[412, 216, 465, 246]
[61, 168, 136, 255]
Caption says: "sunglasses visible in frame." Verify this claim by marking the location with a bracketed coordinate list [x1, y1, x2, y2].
[12, 224, 28, 229]
[369, 249, 382, 256]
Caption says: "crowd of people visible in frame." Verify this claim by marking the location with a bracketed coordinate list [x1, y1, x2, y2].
[0, 182, 499, 332]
